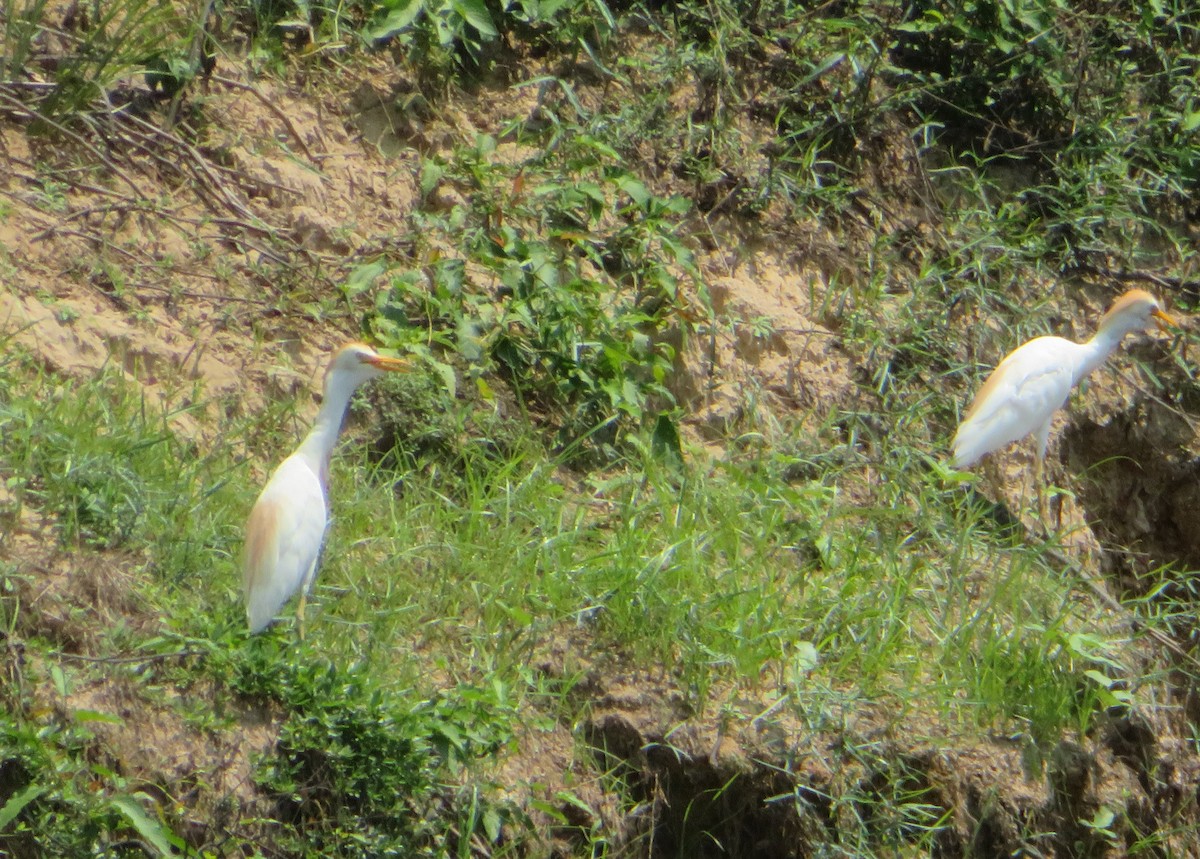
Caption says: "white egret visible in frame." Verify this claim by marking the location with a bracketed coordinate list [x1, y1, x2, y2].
[952, 289, 1176, 499]
[243, 342, 409, 636]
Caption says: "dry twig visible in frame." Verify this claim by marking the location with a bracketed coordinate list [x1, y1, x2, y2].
[0, 90, 148, 200]
[212, 73, 321, 165]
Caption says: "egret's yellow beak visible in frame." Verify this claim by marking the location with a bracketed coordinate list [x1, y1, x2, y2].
[1152, 308, 1178, 332]
[365, 354, 411, 371]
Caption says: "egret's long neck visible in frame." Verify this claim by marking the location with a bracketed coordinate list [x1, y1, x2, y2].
[1076, 323, 1132, 383]
[295, 379, 357, 477]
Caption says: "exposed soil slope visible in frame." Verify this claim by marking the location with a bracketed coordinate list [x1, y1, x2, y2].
[4, 22, 1200, 858]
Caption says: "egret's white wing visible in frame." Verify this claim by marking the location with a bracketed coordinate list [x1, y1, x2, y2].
[243, 455, 328, 633]
[952, 336, 1079, 468]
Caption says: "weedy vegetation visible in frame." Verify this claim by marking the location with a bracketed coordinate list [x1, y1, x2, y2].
[3, 0, 1200, 855]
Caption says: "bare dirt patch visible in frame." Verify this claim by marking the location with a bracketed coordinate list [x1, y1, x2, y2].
[512, 646, 1200, 858]
[1, 533, 282, 852]
[4, 26, 1200, 856]
[38, 668, 278, 847]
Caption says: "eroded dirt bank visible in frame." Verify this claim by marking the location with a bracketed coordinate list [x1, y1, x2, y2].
[4, 20, 1200, 857]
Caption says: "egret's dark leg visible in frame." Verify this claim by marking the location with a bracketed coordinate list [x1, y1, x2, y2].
[1035, 455, 1047, 528]
[1033, 421, 1053, 532]
[297, 592, 307, 642]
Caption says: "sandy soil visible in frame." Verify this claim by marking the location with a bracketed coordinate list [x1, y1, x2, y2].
[4, 32, 1200, 858]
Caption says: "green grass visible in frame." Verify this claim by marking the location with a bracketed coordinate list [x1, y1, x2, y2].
[0, 333, 1160, 853]
[4, 0, 1200, 854]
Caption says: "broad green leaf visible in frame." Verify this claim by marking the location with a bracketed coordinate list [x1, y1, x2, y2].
[621, 379, 640, 408]
[1086, 806, 1116, 830]
[575, 182, 607, 204]
[474, 133, 497, 155]
[664, 195, 691, 215]
[528, 798, 569, 823]
[418, 159, 445, 197]
[435, 721, 466, 753]
[574, 134, 620, 160]
[456, 319, 484, 363]
[651, 413, 682, 468]
[0, 785, 45, 830]
[615, 176, 650, 207]
[482, 805, 503, 842]
[992, 33, 1017, 53]
[343, 262, 386, 299]
[432, 358, 458, 398]
[502, 603, 533, 625]
[111, 795, 183, 857]
[363, 0, 425, 41]
[50, 664, 68, 697]
[557, 790, 596, 815]
[433, 8, 456, 46]
[453, 0, 497, 37]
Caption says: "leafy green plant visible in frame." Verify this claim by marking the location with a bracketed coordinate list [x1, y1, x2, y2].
[225, 646, 520, 855]
[891, 0, 1072, 151]
[0, 708, 188, 855]
[0, 0, 196, 116]
[0, 0, 50, 85]
[365, 0, 615, 67]
[358, 131, 699, 462]
[5, 0, 1200, 853]
[367, 0, 500, 57]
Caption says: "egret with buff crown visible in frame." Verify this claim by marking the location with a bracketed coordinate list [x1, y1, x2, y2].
[952, 289, 1176, 515]
[243, 342, 409, 637]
